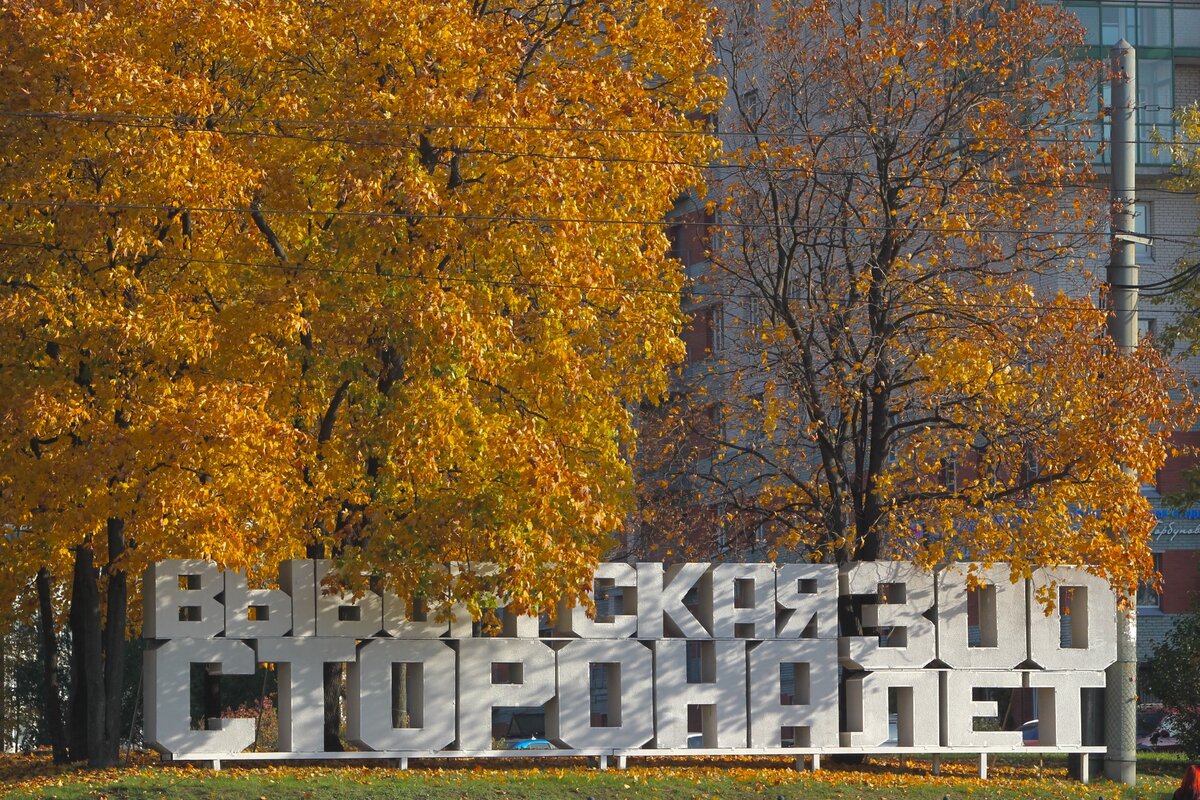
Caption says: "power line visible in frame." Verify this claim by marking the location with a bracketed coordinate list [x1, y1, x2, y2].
[3, 106, 1191, 149]
[0, 197, 1122, 239]
[0, 239, 1143, 316]
[7, 109, 1200, 197]
[0, 239, 686, 297]
[0, 109, 717, 139]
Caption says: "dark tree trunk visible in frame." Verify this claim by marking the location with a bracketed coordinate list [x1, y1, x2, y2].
[36, 567, 68, 763]
[203, 670, 221, 727]
[76, 546, 106, 766]
[0, 631, 7, 753]
[323, 663, 345, 751]
[66, 547, 91, 762]
[99, 518, 127, 766]
[304, 543, 344, 751]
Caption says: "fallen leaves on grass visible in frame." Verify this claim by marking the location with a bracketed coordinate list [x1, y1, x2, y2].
[0, 751, 1165, 799]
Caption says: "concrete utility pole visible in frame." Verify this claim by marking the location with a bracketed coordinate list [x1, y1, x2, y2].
[1104, 38, 1138, 787]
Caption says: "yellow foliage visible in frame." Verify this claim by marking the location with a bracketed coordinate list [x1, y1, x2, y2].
[0, 0, 719, 616]
[638, 0, 1195, 598]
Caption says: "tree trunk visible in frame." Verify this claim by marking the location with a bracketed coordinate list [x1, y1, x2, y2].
[76, 546, 106, 767]
[0, 628, 7, 753]
[323, 663, 345, 751]
[100, 518, 127, 766]
[203, 670, 221, 728]
[66, 547, 90, 762]
[305, 543, 344, 751]
[36, 567, 68, 763]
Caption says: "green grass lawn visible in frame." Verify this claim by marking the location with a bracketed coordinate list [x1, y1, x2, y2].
[0, 752, 1190, 800]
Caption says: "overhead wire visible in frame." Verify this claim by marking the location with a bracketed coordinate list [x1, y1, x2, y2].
[3, 110, 1200, 295]
[1, 106, 1191, 147]
[2, 107, 1196, 195]
[0, 197, 1123, 239]
[0, 238, 1139, 318]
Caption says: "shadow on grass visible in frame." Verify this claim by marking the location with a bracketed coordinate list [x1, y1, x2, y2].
[1137, 752, 1194, 778]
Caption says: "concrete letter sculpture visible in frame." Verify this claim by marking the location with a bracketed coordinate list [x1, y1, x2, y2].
[456, 639, 556, 751]
[143, 638, 256, 755]
[550, 638, 654, 748]
[935, 564, 1028, 670]
[256, 637, 357, 752]
[347, 639, 457, 750]
[143, 559, 226, 639]
[747, 638, 839, 747]
[839, 562, 936, 670]
[1028, 568, 1118, 671]
[140, 559, 1119, 761]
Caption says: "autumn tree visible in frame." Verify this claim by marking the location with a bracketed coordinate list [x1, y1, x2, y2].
[0, 0, 717, 763]
[640, 0, 1194, 596]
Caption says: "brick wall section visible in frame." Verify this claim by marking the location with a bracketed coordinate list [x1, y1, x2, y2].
[1160, 549, 1200, 612]
[1143, 60, 1200, 663]
[1156, 430, 1200, 494]
[1140, 189, 1200, 383]
[1175, 63, 1200, 107]
[1137, 612, 1180, 662]
[682, 305, 718, 363]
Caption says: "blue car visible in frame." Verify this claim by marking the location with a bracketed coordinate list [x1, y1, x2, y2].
[510, 738, 554, 750]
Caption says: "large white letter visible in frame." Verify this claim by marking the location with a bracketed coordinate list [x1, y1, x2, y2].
[256, 637, 357, 752]
[711, 564, 775, 640]
[941, 670, 1023, 748]
[224, 571, 292, 638]
[314, 561, 384, 638]
[382, 591, 450, 639]
[550, 638, 654, 748]
[839, 562, 935, 670]
[559, 562, 639, 638]
[775, 564, 839, 639]
[1025, 670, 1106, 747]
[347, 639, 457, 751]
[637, 562, 711, 639]
[142, 560, 225, 639]
[456, 639, 556, 751]
[143, 638, 255, 755]
[652, 639, 746, 748]
[747, 639, 838, 747]
[843, 669, 939, 747]
[935, 564, 1027, 670]
[1028, 568, 1118, 671]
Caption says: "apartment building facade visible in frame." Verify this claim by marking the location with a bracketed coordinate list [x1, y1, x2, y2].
[658, 0, 1200, 669]
[1073, 0, 1200, 661]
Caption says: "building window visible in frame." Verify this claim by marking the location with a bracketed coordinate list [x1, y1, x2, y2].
[1101, 4, 1136, 45]
[1071, 2, 1173, 48]
[1069, 2, 1177, 166]
[667, 208, 715, 267]
[739, 89, 761, 123]
[1137, 552, 1162, 609]
[1138, 60, 1173, 165]
[742, 295, 767, 328]
[683, 304, 722, 362]
[1133, 201, 1153, 262]
[942, 458, 958, 492]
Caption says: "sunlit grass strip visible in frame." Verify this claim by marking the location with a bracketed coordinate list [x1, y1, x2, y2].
[0, 752, 1187, 800]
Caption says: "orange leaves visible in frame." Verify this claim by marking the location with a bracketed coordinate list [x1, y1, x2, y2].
[0, 751, 1178, 798]
[0, 0, 720, 618]
[642, 0, 1199, 582]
